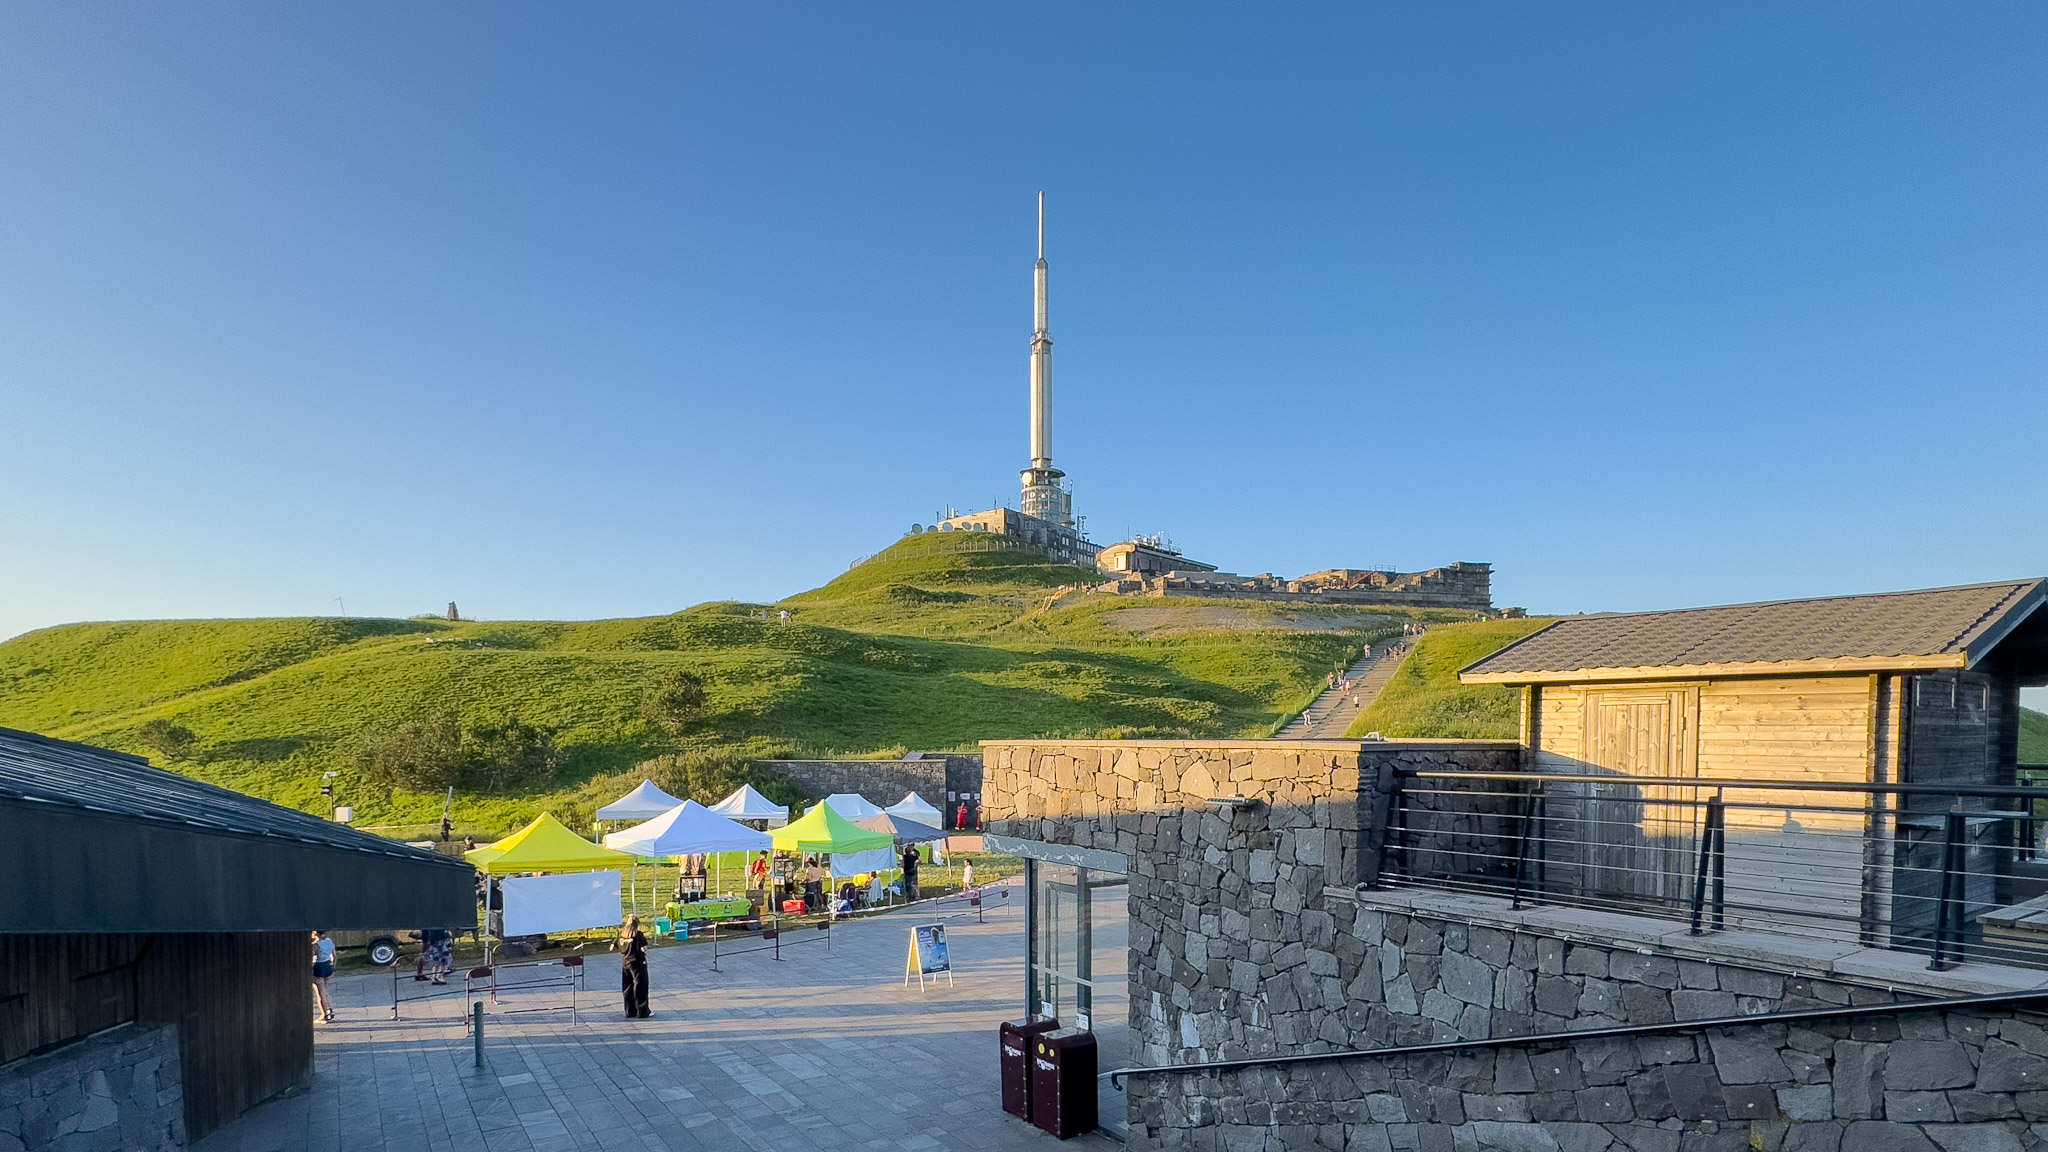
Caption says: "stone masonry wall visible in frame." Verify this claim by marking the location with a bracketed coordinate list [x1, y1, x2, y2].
[985, 737, 2048, 1150]
[0, 1022, 185, 1151]
[758, 756, 981, 820]
[1135, 890, 2048, 1151]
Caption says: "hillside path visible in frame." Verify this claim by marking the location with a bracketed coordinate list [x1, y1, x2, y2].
[1274, 641, 1410, 739]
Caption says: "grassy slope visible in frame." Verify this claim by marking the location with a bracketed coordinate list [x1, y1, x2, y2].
[0, 532, 1448, 836]
[1343, 619, 1556, 740]
[2024, 707, 2048, 766]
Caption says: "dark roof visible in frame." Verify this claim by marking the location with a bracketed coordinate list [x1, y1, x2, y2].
[0, 725, 459, 865]
[1461, 579, 2047, 684]
[0, 726, 476, 932]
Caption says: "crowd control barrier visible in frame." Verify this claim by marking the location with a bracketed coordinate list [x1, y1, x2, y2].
[463, 955, 585, 1029]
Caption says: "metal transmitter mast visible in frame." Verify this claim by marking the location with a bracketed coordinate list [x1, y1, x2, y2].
[1019, 192, 1073, 528]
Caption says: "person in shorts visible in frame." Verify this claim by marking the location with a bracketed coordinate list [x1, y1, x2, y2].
[311, 931, 336, 1023]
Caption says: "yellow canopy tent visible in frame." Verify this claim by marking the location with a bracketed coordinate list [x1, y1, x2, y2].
[770, 803, 895, 855]
[466, 813, 636, 875]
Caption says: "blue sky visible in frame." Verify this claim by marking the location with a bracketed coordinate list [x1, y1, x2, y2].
[3, 4, 2046, 645]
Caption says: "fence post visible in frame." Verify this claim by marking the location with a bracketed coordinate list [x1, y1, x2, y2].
[1689, 791, 1726, 936]
[1359, 766, 1404, 890]
[472, 1002, 484, 1068]
[1511, 784, 1542, 911]
[1930, 805, 1967, 971]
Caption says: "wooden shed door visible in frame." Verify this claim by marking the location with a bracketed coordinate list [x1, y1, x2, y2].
[1583, 688, 1699, 905]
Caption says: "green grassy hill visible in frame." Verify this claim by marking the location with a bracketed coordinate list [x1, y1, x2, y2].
[2023, 706, 2048, 766]
[1, 532, 1457, 837]
[1343, 619, 1555, 740]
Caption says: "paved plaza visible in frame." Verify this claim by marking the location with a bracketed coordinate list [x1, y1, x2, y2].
[197, 881, 1125, 1152]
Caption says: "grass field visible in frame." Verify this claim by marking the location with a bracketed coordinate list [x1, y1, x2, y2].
[0, 531, 1460, 838]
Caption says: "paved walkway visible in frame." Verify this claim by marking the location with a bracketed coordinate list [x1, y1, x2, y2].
[1275, 641, 1410, 739]
[198, 882, 1123, 1152]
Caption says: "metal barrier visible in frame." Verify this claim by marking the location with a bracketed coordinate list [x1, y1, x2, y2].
[462, 955, 585, 1029]
[933, 884, 1011, 923]
[1375, 769, 2048, 972]
[706, 915, 831, 971]
[389, 962, 469, 1021]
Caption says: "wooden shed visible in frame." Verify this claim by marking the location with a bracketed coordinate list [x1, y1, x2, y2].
[0, 727, 476, 1142]
[1459, 579, 2048, 949]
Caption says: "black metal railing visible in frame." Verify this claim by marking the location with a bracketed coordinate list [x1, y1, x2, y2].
[1373, 769, 2048, 972]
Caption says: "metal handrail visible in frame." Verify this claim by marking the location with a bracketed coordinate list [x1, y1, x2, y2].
[1393, 768, 2048, 800]
[1103, 988, 2048, 1089]
[1376, 768, 2048, 972]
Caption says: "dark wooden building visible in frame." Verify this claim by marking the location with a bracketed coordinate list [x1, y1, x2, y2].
[0, 727, 475, 1141]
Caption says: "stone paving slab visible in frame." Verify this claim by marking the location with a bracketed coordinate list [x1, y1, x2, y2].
[198, 882, 1123, 1152]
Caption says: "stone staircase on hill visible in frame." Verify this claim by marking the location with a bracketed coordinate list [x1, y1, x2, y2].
[1274, 641, 1411, 739]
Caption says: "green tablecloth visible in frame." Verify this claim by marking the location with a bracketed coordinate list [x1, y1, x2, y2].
[669, 898, 752, 921]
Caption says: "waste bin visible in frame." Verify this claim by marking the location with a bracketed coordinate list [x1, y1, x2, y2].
[998, 1016, 1061, 1122]
[1029, 1028, 1097, 1139]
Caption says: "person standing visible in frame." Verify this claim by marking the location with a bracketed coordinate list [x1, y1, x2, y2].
[611, 916, 650, 1018]
[310, 930, 336, 1023]
[803, 857, 825, 913]
[961, 859, 976, 892]
[901, 844, 921, 901]
[955, 802, 968, 831]
[421, 928, 453, 986]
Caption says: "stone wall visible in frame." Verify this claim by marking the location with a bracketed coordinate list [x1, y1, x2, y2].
[1132, 887, 2048, 1150]
[0, 1022, 185, 1151]
[984, 737, 2048, 1150]
[759, 755, 981, 821]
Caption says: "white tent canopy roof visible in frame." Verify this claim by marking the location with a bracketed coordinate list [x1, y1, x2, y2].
[884, 792, 943, 824]
[708, 783, 790, 821]
[595, 779, 686, 821]
[601, 800, 772, 856]
[821, 793, 885, 821]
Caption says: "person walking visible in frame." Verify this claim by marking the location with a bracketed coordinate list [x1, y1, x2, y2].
[310, 930, 336, 1023]
[611, 916, 651, 1018]
[901, 844, 921, 901]
[803, 857, 825, 913]
[421, 928, 453, 985]
[961, 858, 976, 892]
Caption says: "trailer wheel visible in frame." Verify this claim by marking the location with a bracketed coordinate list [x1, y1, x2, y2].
[366, 936, 399, 966]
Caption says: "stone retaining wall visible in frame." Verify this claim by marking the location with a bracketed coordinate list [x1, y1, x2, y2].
[0, 1022, 185, 1151]
[1132, 889, 2048, 1150]
[758, 755, 981, 820]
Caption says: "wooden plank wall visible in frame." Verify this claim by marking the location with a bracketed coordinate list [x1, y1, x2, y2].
[0, 933, 311, 1140]
[1533, 676, 1880, 932]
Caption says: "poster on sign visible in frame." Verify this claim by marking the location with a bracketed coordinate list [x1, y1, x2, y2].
[903, 923, 953, 990]
[502, 871, 623, 937]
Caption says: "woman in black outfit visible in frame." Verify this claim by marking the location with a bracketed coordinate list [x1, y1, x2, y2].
[611, 915, 651, 1018]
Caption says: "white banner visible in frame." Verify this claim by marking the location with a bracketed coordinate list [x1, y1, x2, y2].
[502, 870, 622, 937]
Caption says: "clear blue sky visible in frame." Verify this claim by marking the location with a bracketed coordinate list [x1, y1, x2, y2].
[4, 4, 2046, 645]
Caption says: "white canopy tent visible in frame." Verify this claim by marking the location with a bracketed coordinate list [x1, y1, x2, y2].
[821, 793, 885, 821]
[602, 801, 773, 856]
[595, 779, 686, 822]
[884, 792, 944, 826]
[708, 783, 790, 827]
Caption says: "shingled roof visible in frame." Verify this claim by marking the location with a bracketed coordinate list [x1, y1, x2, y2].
[1461, 579, 2047, 684]
[1, 725, 476, 932]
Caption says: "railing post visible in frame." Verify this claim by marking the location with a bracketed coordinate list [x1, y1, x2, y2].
[1709, 796, 1726, 932]
[472, 1001, 484, 1068]
[1511, 783, 1542, 911]
[1358, 763, 1403, 890]
[1930, 805, 1967, 971]
[1689, 791, 1725, 936]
